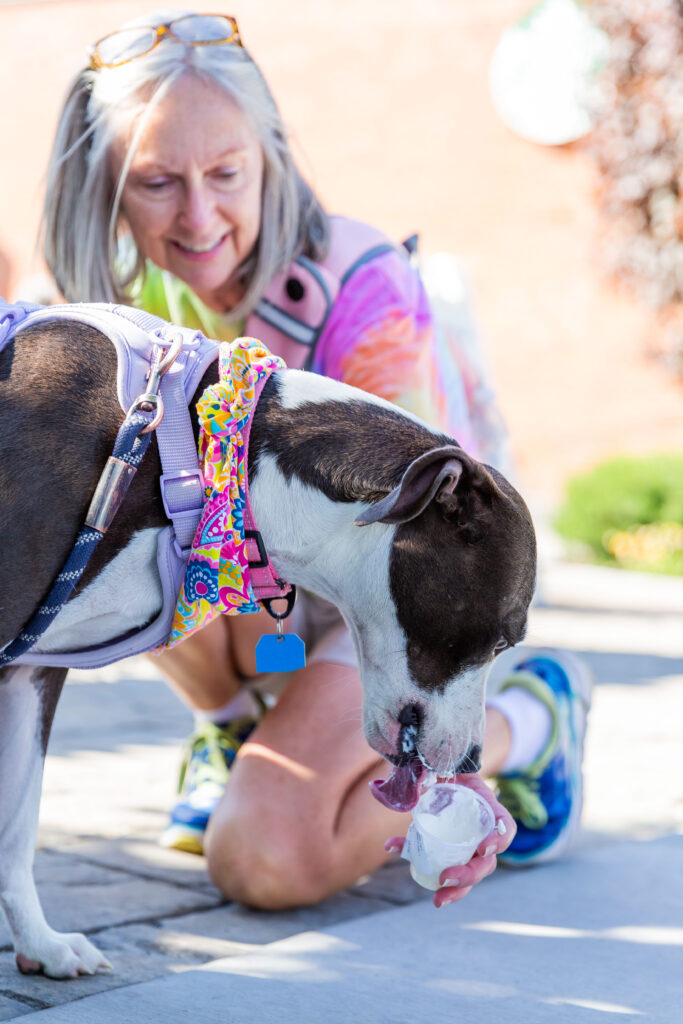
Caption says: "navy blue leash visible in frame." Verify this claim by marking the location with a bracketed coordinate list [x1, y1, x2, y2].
[0, 410, 155, 666]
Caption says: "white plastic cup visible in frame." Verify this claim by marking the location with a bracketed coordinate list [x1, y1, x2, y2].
[401, 782, 495, 891]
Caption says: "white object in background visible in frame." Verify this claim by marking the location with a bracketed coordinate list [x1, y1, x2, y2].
[489, 0, 610, 146]
[420, 252, 514, 478]
[401, 783, 495, 891]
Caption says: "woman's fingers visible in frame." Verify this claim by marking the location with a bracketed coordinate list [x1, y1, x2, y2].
[453, 773, 517, 855]
[434, 883, 473, 908]
[384, 835, 405, 855]
[439, 851, 497, 891]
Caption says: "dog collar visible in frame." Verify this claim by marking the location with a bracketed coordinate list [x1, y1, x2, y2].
[165, 337, 290, 650]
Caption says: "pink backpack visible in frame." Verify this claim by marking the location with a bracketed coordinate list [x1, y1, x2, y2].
[246, 216, 400, 370]
[246, 215, 511, 475]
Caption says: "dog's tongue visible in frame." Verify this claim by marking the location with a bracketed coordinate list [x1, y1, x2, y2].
[370, 758, 423, 813]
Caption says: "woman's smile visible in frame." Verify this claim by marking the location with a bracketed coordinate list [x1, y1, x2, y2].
[171, 232, 230, 262]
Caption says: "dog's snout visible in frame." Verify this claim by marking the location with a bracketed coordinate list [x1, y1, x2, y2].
[454, 743, 482, 774]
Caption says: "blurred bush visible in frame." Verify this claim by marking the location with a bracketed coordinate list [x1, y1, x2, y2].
[554, 453, 683, 574]
[586, 0, 683, 377]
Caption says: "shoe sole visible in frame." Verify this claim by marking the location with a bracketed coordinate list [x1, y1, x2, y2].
[159, 824, 205, 856]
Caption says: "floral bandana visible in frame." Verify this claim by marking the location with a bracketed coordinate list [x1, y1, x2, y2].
[165, 338, 285, 649]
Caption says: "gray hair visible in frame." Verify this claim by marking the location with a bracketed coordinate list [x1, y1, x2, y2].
[42, 9, 329, 319]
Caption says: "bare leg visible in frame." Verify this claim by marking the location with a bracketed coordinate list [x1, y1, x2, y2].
[150, 612, 269, 712]
[204, 660, 412, 909]
[151, 615, 242, 711]
[0, 666, 110, 978]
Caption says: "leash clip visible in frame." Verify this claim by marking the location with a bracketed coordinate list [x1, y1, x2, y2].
[129, 333, 184, 434]
[260, 586, 297, 621]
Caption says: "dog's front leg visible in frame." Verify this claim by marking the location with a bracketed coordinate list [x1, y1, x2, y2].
[0, 666, 110, 977]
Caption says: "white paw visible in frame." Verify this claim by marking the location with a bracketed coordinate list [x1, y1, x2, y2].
[16, 930, 112, 979]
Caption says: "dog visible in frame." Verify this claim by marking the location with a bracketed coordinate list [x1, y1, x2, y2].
[0, 309, 536, 978]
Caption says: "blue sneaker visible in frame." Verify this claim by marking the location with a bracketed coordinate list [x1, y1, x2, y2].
[160, 713, 261, 855]
[494, 650, 592, 867]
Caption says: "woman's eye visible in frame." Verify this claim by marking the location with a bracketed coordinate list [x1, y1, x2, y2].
[214, 168, 239, 181]
[494, 637, 509, 654]
[141, 179, 173, 192]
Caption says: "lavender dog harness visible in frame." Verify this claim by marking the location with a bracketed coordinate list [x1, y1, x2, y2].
[0, 300, 285, 668]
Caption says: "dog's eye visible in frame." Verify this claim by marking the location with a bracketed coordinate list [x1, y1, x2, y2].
[494, 637, 509, 654]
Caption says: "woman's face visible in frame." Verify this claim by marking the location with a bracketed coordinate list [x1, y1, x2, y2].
[111, 75, 264, 312]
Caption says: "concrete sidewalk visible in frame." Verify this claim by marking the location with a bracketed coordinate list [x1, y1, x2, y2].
[10, 836, 682, 1024]
[1, 557, 681, 1022]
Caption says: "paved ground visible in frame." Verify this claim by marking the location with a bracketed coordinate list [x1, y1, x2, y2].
[1, 529, 681, 1023]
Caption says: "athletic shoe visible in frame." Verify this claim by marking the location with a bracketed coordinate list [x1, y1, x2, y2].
[160, 714, 261, 854]
[494, 649, 592, 867]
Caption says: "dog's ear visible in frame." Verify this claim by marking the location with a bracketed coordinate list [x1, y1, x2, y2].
[355, 446, 491, 526]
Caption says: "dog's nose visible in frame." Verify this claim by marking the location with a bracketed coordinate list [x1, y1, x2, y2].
[398, 703, 423, 729]
[454, 743, 482, 774]
[396, 703, 423, 764]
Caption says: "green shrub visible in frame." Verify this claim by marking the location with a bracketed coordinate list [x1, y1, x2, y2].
[554, 453, 683, 574]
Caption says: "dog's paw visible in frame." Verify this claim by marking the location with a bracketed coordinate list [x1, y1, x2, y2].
[16, 931, 112, 979]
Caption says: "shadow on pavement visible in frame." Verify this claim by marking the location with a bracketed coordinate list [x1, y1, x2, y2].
[574, 649, 683, 687]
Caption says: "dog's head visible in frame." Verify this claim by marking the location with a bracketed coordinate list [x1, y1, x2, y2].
[349, 445, 536, 807]
[249, 376, 537, 810]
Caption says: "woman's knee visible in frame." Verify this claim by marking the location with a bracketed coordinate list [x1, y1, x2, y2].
[204, 810, 334, 910]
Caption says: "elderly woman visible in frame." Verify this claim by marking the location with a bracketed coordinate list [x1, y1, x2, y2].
[41, 9, 591, 909]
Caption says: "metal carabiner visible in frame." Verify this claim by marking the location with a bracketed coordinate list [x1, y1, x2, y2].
[147, 333, 184, 394]
[131, 333, 184, 434]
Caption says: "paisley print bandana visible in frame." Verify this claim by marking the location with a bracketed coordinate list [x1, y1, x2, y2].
[165, 338, 285, 649]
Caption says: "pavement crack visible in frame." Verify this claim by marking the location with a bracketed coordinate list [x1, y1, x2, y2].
[75, 900, 231, 939]
[42, 845, 220, 896]
[0, 989, 51, 1010]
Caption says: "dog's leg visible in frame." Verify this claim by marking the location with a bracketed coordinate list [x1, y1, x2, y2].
[0, 666, 110, 977]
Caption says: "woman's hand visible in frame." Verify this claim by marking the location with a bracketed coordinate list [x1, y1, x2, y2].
[384, 774, 515, 909]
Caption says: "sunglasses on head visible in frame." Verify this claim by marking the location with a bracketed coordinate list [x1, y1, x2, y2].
[88, 13, 242, 70]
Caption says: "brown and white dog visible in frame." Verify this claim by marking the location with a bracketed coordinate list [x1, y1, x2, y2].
[0, 315, 536, 977]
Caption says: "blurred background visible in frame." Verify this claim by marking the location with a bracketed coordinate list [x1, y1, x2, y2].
[1, 0, 682, 569]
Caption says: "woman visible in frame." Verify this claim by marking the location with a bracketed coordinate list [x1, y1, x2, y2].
[41, 10, 591, 909]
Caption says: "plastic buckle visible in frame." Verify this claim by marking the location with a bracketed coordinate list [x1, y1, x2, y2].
[160, 469, 204, 521]
[245, 529, 268, 569]
[173, 536, 194, 560]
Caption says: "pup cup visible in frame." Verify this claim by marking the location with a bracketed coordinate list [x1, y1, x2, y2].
[401, 782, 495, 891]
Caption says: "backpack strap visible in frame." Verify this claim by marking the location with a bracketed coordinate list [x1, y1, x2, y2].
[246, 217, 399, 370]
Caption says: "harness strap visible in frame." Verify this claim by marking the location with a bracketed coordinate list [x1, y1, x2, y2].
[241, 372, 290, 601]
[0, 300, 41, 352]
[109, 306, 212, 552]
[156, 361, 205, 555]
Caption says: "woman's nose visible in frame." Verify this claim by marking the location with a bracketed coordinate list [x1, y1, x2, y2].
[180, 183, 215, 231]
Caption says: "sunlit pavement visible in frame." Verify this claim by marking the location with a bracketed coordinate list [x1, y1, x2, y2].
[1, 534, 681, 1022]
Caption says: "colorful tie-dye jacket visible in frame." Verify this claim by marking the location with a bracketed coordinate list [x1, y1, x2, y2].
[133, 239, 510, 472]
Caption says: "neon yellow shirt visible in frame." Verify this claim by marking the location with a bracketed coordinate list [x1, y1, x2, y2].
[132, 262, 243, 343]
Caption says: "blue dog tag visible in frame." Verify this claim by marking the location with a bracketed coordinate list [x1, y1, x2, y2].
[255, 633, 306, 674]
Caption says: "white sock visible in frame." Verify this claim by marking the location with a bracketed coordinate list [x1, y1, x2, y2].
[486, 684, 553, 774]
[194, 688, 261, 725]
